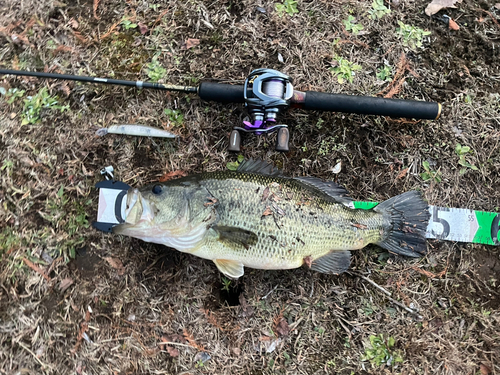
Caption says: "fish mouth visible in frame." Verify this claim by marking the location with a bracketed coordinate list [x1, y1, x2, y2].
[113, 188, 156, 235]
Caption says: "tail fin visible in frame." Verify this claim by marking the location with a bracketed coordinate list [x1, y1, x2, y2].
[374, 191, 430, 257]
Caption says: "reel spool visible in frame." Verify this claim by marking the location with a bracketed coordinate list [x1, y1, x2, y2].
[229, 69, 293, 152]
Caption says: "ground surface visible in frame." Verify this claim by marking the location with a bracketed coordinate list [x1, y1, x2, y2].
[1, 0, 499, 374]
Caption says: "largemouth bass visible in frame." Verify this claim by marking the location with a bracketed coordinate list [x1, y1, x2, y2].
[114, 159, 430, 278]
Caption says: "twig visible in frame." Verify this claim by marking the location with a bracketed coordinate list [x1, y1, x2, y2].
[262, 285, 278, 299]
[93, 0, 101, 20]
[71, 309, 91, 354]
[350, 271, 423, 319]
[153, 8, 171, 28]
[23, 258, 51, 282]
[100, 19, 121, 40]
[349, 271, 391, 296]
[17, 341, 49, 369]
[477, 8, 500, 29]
[385, 294, 422, 320]
[157, 341, 197, 349]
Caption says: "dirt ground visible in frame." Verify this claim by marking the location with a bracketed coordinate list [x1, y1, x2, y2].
[1, 0, 499, 374]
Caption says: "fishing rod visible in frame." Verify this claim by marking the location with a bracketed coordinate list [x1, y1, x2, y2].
[0, 68, 442, 152]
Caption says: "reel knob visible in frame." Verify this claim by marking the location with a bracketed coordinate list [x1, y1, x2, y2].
[228, 129, 242, 152]
[275, 127, 289, 152]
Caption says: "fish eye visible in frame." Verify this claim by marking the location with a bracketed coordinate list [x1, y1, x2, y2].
[152, 184, 163, 195]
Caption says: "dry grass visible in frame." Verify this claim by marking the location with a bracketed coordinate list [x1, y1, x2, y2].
[1, 0, 499, 374]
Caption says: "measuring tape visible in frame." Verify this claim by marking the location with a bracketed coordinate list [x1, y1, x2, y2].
[92, 181, 500, 246]
[354, 202, 500, 246]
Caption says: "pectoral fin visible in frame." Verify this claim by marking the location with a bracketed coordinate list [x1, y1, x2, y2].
[213, 259, 245, 279]
[310, 250, 351, 275]
[213, 225, 258, 249]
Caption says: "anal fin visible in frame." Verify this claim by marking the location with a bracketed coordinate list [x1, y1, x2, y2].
[310, 250, 351, 275]
[213, 259, 245, 279]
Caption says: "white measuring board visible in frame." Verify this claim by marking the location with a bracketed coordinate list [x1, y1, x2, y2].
[353, 201, 500, 246]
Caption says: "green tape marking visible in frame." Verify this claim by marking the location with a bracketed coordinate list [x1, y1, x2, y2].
[353, 201, 378, 210]
[473, 211, 500, 246]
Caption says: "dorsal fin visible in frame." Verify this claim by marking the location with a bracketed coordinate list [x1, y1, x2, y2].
[237, 158, 282, 177]
[293, 176, 353, 205]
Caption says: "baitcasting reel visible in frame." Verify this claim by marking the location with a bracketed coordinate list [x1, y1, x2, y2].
[229, 69, 293, 152]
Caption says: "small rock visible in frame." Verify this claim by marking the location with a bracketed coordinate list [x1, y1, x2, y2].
[331, 160, 342, 174]
[193, 351, 211, 364]
[36, 345, 46, 358]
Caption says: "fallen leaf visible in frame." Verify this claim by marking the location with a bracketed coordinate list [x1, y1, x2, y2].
[138, 22, 148, 35]
[159, 334, 185, 356]
[396, 167, 409, 180]
[303, 255, 313, 269]
[261, 187, 270, 201]
[495, 3, 500, 10]
[262, 207, 273, 216]
[183, 329, 205, 351]
[159, 170, 188, 182]
[425, 0, 462, 16]
[68, 18, 79, 29]
[480, 364, 491, 375]
[183, 38, 200, 50]
[104, 257, 125, 275]
[232, 347, 241, 356]
[166, 346, 179, 357]
[448, 18, 460, 30]
[59, 277, 74, 292]
[351, 222, 368, 229]
[275, 318, 290, 337]
[203, 197, 218, 207]
[58, 82, 71, 96]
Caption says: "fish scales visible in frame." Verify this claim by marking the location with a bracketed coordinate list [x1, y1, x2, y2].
[114, 159, 430, 278]
[195, 171, 382, 267]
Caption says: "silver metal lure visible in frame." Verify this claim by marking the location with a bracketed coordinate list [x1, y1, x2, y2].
[96, 124, 177, 138]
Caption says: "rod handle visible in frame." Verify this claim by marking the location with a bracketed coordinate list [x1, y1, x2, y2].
[198, 82, 245, 103]
[301, 91, 441, 120]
